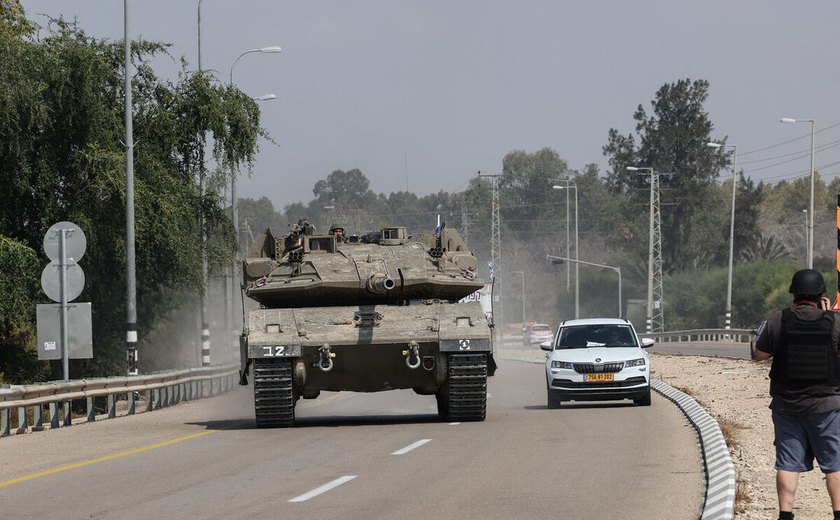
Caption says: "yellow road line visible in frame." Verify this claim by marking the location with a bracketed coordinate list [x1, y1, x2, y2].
[0, 429, 217, 489]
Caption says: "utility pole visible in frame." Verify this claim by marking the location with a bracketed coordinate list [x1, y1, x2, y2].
[651, 170, 664, 332]
[479, 171, 502, 329]
[197, 0, 210, 367]
[124, 0, 138, 375]
[461, 202, 469, 245]
[627, 166, 664, 333]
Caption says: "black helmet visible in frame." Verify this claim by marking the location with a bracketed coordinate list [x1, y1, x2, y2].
[789, 269, 826, 295]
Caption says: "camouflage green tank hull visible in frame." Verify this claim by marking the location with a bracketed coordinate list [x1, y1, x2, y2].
[241, 301, 493, 426]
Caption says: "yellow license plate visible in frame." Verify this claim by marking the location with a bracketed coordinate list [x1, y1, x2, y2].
[584, 373, 614, 382]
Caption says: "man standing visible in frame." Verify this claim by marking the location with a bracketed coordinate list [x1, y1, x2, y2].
[755, 269, 840, 520]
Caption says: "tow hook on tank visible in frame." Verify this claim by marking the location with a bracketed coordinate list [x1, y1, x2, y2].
[403, 341, 421, 369]
[318, 344, 334, 372]
[421, 356, 436, 371]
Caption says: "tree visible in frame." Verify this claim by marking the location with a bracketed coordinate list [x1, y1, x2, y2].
[603, 79, 736, 271]
[0, 9, 266, 378]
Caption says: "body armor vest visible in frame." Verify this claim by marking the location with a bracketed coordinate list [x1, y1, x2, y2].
[770, 308, 840, 385]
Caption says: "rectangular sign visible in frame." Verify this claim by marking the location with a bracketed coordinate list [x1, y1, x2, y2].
[36, 302, 93, 360]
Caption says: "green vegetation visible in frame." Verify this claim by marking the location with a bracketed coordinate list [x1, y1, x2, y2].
[0, 2, 263, 383]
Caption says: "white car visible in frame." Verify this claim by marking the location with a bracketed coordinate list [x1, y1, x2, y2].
[541, 318, 654, 408]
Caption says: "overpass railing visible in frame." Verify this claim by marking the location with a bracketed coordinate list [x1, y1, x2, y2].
[0, 364, 238, 438]
[641, 329, 754, 344]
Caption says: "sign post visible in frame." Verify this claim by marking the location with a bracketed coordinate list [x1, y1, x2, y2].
[40, 222, 90, 382]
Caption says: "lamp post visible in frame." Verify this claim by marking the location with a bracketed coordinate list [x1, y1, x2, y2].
[511, 270, 526, 324]
[229, 46, 281, 360]
[547, 255, 622, 318]
[552, 183, 578, 319]
[626, 166, 655, 332]
[781, 117, 816, 268]
[707, 142, 737, 330]
[803, 209, 809, 261]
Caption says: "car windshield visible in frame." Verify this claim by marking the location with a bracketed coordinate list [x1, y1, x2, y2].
[555, 324, 637, 349]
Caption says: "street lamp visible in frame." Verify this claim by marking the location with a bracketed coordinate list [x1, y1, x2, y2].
[229, 46, 281, 360]
[803, 209, 809, 261]
[707, 142, 737, 330]
[626, 166, 655, 333]
[781, 117, 816, 268]
[229, 46, 283, 85]
[511, 270, 526, 324]
[547, 255, 622, 318]
[552, 183, 579, 319]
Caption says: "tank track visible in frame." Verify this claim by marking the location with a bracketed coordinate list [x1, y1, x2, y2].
[443, 353, 488, 422]
[253, 358, 296, 428]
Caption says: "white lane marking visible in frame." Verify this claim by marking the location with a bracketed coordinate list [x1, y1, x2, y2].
[392, 438, 432, 455]
[448, 422, 461, 426]
[288, 476, 357, 502]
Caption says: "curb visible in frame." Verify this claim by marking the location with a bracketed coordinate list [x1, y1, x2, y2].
[652, 380, 736, 520]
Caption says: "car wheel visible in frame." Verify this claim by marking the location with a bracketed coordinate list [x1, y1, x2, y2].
[547, 391, 561, 409]
[634, 386, 652, 406]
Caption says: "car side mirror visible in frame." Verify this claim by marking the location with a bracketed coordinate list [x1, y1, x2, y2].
[640, 337, 655, 349]
[539, 340, 553, 351]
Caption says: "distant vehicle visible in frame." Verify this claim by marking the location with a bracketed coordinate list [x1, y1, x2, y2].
[541, 318, 654, 408]
[749, 320, 767, 360]
[524, 323, 553, 345]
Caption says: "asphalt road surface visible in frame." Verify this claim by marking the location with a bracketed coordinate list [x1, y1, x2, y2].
[0, 357, 704, 520]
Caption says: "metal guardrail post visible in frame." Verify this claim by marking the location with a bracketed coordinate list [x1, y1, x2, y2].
[86, 397, 95, 422]
[63, 402, 72, 426]
[1, 408, 9, 437]
[50, 403, 59, 429]
[33, 404, 44, 431]
[17, 406, 28, 433]
[128, 391, 136, 415]
[108, 394, 116, 419]
[154, 388, 162, 410]
[145, 389, 153, 412]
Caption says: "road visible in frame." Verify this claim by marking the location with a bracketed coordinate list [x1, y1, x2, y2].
[0, 356, 704, 520]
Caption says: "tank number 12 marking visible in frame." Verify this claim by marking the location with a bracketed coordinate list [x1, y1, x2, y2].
[262, 346, 286, 357]
[459, 339, 471, 351]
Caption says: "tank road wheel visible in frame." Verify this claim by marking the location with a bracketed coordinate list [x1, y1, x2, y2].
[437, 353, 488, 422]
[253, 358, 296, 428]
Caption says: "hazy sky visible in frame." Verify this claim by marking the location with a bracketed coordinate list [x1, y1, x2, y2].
[18, 1, 840, 211]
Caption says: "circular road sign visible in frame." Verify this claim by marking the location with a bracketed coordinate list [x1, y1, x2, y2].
[41, 260, 85, 303]
[43, 221, 86, 262]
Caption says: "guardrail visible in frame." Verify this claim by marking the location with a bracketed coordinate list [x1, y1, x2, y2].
[0, 364, 239, 437]
[641, 328, 753, 343]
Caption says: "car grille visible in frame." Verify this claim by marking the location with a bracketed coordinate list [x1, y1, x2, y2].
[573, 362, 624, 374]
[552, 376, 647, 389]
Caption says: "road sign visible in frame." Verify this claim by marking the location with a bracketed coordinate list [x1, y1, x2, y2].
[43, 221, 86, 262]
[36, 303, 93, 360]
[40, 260, 85, 303]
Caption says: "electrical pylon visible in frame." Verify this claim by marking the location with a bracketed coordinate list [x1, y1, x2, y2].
[651, 172, 664, 333]
[478, 171, 502, 328]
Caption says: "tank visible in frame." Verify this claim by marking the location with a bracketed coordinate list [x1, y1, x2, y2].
[238, 222, 496, 427]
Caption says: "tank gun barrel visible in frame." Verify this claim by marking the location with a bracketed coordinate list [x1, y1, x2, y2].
[366, 275, 396, 294]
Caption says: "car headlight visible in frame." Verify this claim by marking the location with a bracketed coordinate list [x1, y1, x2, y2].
[551, 360, 573, 369]
[624, 358, 646, 367]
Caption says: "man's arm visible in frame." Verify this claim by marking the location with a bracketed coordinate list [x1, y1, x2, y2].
[754, 312, 779, 361]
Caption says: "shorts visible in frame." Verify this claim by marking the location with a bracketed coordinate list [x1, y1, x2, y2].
[773, 409, 840, 473]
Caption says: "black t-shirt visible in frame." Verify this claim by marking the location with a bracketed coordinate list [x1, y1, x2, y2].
[756, 304, 840, 415]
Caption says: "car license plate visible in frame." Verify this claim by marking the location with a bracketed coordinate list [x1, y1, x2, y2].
[584, 373, 614, 382]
